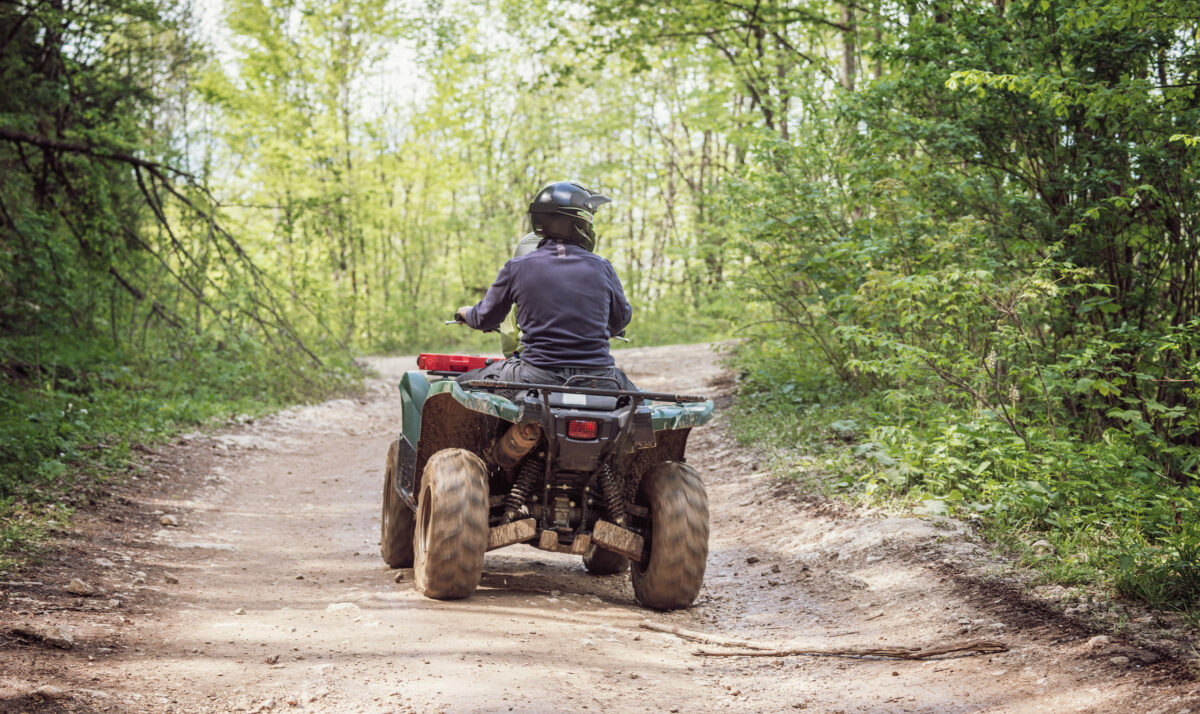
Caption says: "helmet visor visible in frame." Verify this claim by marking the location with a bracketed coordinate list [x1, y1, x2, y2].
[531, 214, 597, 252]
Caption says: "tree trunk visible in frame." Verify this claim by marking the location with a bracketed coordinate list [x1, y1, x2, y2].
[841, 5, 857, 92]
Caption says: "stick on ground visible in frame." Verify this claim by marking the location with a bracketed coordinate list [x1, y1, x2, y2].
[639, 620, 772, 650]
[693, 640, 1008, 659]
[640, 620, 1007, 660]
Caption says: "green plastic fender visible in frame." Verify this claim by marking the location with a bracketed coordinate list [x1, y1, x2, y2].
[406, 376, 715, 430]
[389, 371, 431, 510]
[398, 371, 430, 449]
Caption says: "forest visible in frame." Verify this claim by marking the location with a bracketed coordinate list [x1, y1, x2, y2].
[1, 0, 1197, 613]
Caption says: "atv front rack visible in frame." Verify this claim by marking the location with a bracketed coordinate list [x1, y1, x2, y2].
[459, 379, 707, 404]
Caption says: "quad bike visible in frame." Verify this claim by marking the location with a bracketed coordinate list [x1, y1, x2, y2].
[379, 352, 714, 610]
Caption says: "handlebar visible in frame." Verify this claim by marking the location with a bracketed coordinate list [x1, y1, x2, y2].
[445, 319, 497, 334]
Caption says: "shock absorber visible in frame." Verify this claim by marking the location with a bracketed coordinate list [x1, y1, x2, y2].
[596, 462, 627, 526]
[503, 457, 543, 523]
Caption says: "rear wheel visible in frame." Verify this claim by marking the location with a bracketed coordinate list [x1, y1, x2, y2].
[583, 543, 629, 575]
[414, 448, 489, 600]
[380, 440, 415, 568]
[630, 462, 709, 610]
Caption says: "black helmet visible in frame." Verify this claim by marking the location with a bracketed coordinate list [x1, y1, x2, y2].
[528, 181, 611, 252]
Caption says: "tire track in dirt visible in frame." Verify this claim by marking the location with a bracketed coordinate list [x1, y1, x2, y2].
[2, 344, 1197, 713]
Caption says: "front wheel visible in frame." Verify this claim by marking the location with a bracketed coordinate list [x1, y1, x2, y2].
[631, 462, 709, 610]
[380, 440, 416, 568]
[413, 448, 489, 600]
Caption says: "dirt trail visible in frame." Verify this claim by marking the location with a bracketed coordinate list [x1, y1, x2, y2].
[2, 344, 1197, 713]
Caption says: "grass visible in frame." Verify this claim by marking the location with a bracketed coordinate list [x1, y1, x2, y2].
[725, 344, 1200, 622]
[0, 333, 357, 575]
[0, 501, 71, 573]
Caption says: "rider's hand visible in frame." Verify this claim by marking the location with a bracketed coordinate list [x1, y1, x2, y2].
[454, 306, 471, 324]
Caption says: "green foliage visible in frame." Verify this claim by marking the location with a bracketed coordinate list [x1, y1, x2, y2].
[0, 333, 353, 499]
[583, 0, 1200, 610]
[2, 0, 729, 572]
[625, 294, 742, 348]
[0, 323, 356, 573]
[4, 0, 1196, 614]
[0, 0, 358, 569]
[0, 501, 70, 573]
[190, 0, 731, 356]
[732, 342, 1200, 609]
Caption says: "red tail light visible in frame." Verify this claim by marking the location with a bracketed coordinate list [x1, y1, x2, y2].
[416, 353, 502, 372]
[567, 419, 598, 440]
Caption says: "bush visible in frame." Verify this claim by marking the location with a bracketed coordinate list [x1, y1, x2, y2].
[729, 336, 1200, 610]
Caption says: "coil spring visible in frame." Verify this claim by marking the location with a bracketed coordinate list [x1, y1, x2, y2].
[503, 457, 543, 522]
[596, 463, 627, 525]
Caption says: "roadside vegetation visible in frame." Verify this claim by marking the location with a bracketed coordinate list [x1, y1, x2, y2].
[0, 0, 731, 570]
[655, 1, 1198, 615]
[2, 0, 1197, 623]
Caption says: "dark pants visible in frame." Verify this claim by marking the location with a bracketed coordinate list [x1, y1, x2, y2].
[455, 358, 637, 400]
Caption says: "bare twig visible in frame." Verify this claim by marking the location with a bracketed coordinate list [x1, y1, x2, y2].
[693, 640, 1008, 659]
[641, 621, 1008, 661]
[639, 620, 772, 649]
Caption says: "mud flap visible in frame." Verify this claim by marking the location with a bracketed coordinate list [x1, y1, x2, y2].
[394, 435, 418, 510]
[487, 518, 537, 551]
[537, 531, 592, 555]
[592, 520, 645, 563]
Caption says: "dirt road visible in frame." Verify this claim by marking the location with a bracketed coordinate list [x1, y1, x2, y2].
[1, 344, 1197, 713]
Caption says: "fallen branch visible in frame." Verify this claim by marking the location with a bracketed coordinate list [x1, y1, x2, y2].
[640, 620, 1007, 661]
[694, 640, 1007, 660]
[640, 620, 771, 649]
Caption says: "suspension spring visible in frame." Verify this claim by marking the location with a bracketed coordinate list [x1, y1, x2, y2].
[596, 462, 627, 526]
[503, 457, 543, 522]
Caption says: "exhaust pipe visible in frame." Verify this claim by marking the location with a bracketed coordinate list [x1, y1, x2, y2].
[488, 422, 542, 468]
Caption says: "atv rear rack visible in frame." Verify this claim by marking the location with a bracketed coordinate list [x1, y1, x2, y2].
[417, 353, 503, 374]
[460, 379, 706, 404]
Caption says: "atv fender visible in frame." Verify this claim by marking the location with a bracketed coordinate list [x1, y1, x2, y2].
[395, 373, 509, 511]
[390, 371, 429, 511]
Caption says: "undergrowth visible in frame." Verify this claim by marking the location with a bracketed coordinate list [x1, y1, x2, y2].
[728, 339, 1200, 616]
[0, 333, 357, 574]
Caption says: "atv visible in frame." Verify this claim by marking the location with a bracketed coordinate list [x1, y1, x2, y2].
[380, 352, 714, 610]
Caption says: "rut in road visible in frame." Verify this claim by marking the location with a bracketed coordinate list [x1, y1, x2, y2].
[0, 343, 1196, 713]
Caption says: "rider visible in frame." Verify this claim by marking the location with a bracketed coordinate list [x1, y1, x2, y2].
[454, 181, 636, 392]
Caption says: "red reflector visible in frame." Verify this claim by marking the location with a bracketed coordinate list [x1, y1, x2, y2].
[567, 419, 598, 440]
[416, 353, 502, 372]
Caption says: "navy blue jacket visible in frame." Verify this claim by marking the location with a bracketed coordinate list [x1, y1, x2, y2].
[463, 241, 632, 367]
